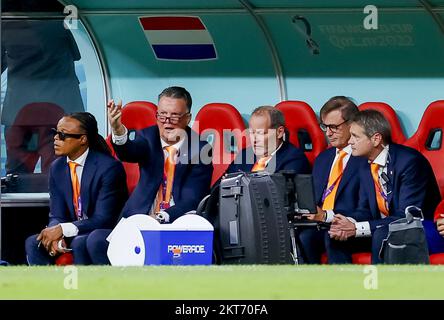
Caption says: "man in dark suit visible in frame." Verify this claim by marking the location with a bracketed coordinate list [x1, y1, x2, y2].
[226, 106, 310, 175]
[298, 96, 368, 264]
[330, 110, 441, 263]
[25, 112, 128, 265]
[87, 86, 213, 264]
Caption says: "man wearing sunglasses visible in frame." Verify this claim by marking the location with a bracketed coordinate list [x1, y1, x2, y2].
[330, 110, 441, 263]
[298, 96, 368, 264]
[25, 112, 128, 265]
[86, 86, 213, 264]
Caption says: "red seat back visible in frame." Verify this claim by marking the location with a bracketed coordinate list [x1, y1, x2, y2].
[55, 252, 74, 266]
[275, 101, 327, 166]
[321, 252, 371, 264]
[359, 102, 406, 144]
[106, 101, 157, 194]
[404, 100, 444, 197]
[6, 102, 66, 173]
[192, 103, 248, 186]
[13, 102, 66, 126]
[430, 253, 444, 265]
[351, 252, 372, 264]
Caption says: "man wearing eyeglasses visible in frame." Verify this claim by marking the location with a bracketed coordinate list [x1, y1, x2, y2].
[25, 112, 128, 265]
[297, 96, 368, 264]
[86, 86, 213, 264]
[330, 109, 441, 263]
[226, 106, 310, 175]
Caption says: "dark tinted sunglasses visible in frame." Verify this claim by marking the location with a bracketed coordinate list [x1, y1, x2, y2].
[51, 128, 85, 141]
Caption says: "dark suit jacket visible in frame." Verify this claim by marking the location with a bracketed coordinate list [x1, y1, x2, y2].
[226, 140, 310, 175]
[112, 125, 213, 222]
[48, 150, 128, 234]
[312, 147, 367, 218]
[353, 143, 441, 231]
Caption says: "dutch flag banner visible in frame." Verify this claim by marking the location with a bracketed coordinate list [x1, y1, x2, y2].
[139, 16, 217, 61]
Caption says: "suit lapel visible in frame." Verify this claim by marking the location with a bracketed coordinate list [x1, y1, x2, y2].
[80, 151, 97, 217]
[321, 148, 336, 189]
[365, 164, 379, 217]
[336, 154, 354, 196]
[62, 158, 76, 220]
[386, 145, 396, 207]
[272, 142, 287, 172]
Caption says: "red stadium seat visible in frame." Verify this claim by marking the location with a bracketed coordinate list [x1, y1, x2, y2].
[404, 100, 444, 197]
[430, 253, 444, 264]
[352, 252, 371, 264]
[320, 252, 328, 264]
[434, 200, 444, 221]
[192, 103, 248, 186]
[106, 101, 158, 194]
[320, 252, 371, 264]
[55, 253, 74, 266]
[358, 102, 406, 144]
[275, 101, 327, 166]
[5, 102, 66, 173]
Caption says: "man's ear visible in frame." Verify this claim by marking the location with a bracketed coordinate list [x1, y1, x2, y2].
[80, 135, 88, 146]
[277, 126, 285, 140]
[372, 132, 383, 147]
[186, 113, 192, 125]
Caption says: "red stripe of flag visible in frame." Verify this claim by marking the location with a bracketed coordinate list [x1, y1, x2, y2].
[140, 16, 205, 30]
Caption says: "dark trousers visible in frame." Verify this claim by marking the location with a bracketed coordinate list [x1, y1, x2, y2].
[297, 228, 326, 264]
[423, 220, 444, 254]
[85, 229, 113, 265]
[25, 233, 91, 265]
[325, 231, 374, 264]
[26, 229, 115, 265]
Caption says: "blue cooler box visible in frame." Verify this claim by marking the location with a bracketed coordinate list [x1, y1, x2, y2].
[107, 214, 214, 266]
[141, 230, 213, 265]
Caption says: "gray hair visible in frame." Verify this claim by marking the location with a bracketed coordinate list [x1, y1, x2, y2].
[158, 86, 192, 111]
[351, 109, 392, 144]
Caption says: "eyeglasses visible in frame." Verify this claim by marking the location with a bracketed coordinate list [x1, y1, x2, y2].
[320, 119, 349, 133]
[156, 112, 190, 124]
[51, 128, 85, 141]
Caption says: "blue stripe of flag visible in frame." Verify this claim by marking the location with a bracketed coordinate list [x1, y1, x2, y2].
[152, 44, 216, 60]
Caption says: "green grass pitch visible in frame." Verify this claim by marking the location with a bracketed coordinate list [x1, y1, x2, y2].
[1, 265, 444, 299]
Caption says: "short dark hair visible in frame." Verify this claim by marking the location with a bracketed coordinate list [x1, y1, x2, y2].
[67, 112, 111, 155]
[320, 96, 359, 122]
[158, 86, 192, 111]
[251, 106, 285, 129]
[350, 109, 392, 144]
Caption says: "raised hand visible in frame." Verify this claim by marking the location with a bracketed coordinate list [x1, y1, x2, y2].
[107, 99, 125, 135]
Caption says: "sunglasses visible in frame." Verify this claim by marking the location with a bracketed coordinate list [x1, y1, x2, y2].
[51, 128, 85, 141]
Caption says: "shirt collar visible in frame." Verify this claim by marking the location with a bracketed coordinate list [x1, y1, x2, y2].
[337, 144, 352, 155]
[66, 148, 89, 166]
[371, 145, 390, 167]
[269, 141, 284, 158]
[161, 137, 185, 154]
